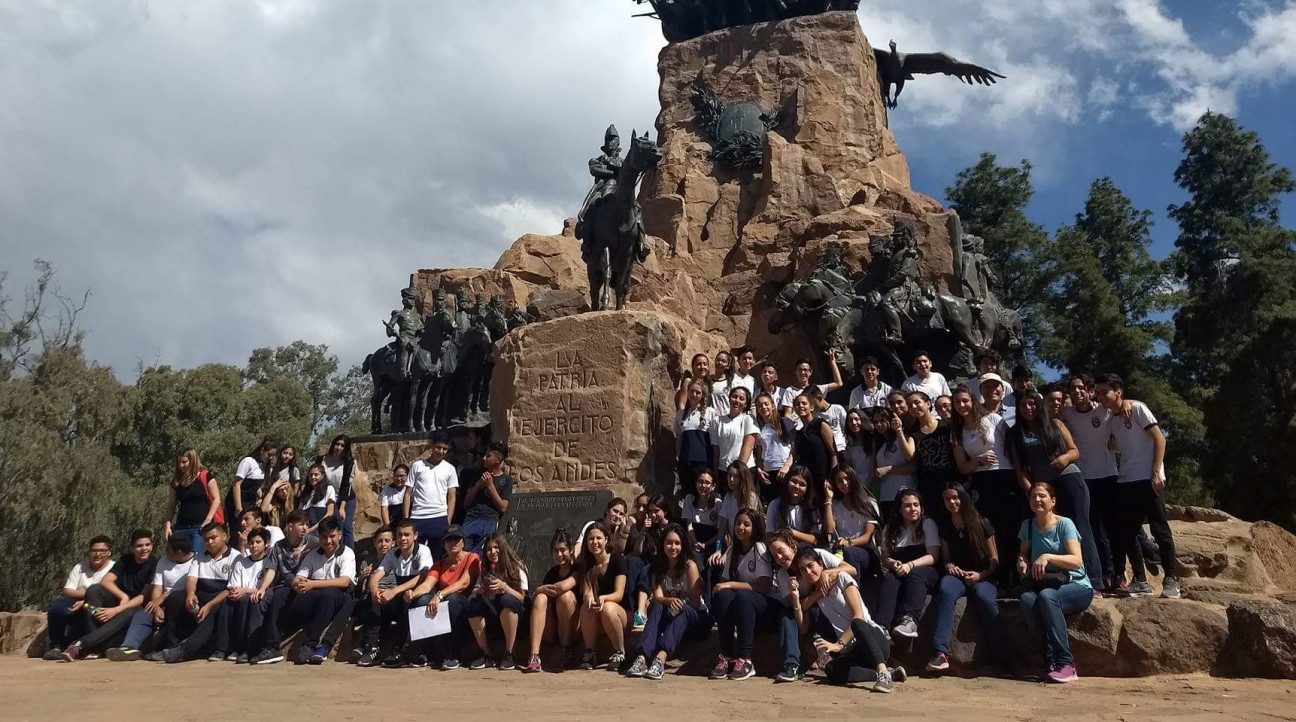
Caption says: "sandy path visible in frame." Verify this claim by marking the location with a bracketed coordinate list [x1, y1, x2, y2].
[0, 656, 1292, 722]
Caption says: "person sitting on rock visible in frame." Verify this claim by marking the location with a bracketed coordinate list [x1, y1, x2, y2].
[284, 516, 357, 665]
[1015, 481, 1093, 683]
[524, 528, 580, 673]
[154, 522, 241, 663]
[464, 532, 530, 672]
[408, 524, 480, 670]
[790, 547, 907, 693]
[57, 530, 158, 662]
[246, 510, 312, 665]
[221, 527, 278, 663]
[572, 522, 629, 672]
[709, 509, 785, 681]
[768, 528, 858, 683]
[106, 533, 197, 661]
[926, 483, 1003, 675]
[624, 523, 708, 681]
[359, 522, 429, 667]
[43, 535, 116, 660]
[875, 490, 941, 642]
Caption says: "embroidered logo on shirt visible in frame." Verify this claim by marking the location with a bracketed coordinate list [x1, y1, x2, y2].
[887, 442, 897, 454]
[1124, 419, 1133, 429]
[1091, 417, 1101, 428]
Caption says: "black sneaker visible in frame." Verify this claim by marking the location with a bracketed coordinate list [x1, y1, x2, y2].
[440, 658, 460, 671]
[294, 645, 313, 665]
[144, 650, 166, 663]
[163, 646, 189, 664]
[234, 652, 250, 664]
[42, 647, 63, 661]
[709, 655, 730, 680]
[606, 649, 626, 672]
[250, 648, 284, 665]
[381, 652, 405, 668]
[356, 648, 378, 667]
[892, 665, 908, 682]
[561, 645, 578, 670]
[728, 658, 755, 680]
[497, 653, 516, 671]
[577, 649, 596, 670]
[468, 656, 490, 671]
[774, 662, 801, 682]
[106, 647, 139, 662]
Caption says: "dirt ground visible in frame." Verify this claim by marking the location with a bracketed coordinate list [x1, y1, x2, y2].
[1, 655, 1292, 722]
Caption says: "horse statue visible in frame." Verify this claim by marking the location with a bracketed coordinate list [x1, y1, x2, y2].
[409, 305, 460, 433]
[580, 130, 662, 311]
[362, 345, 408, 435]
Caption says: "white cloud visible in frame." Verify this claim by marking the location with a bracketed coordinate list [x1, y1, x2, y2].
[0, 0, 1291, 378]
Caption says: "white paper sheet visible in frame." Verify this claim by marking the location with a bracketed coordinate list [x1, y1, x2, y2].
[407, 605, 452, 640]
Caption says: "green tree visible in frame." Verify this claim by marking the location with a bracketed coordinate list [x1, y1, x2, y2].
[1040, 178, 1206, 504]
[946, 154, 1051, 352]
[1168, 112, 1296, 526]
[1168, 111, 1296, 390]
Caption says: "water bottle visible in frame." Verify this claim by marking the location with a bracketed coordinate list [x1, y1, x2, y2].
[811, 633, 831, 669]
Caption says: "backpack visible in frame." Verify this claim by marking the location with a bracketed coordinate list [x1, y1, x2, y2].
[202, 470, 225, 525]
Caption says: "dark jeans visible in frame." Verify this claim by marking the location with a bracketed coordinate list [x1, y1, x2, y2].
[712, 589, 793, 662]
[622, 557, 651, 613]
[462, 518, 498, 555]
[1113, 480, 1177, 583]
[1018, 583, 1093, 668]
[250, 585, 297, 652]
[223, 595, 271, 654]
[931, 575, 1002, 656]
[970, 469, 1024, 589]
[287, 587, 350, 648]
[338, 497, 357, 549]
[72, 586, 139, 653]
[414, 517, 449, 561]
[163, 588, 228, 654]
[1084, 475, 1117, 582]
[1051, 471, 1103, 589]
[634, 603, 708, 658]
[46, 597, 91, 648]
[423, 592, 469, 662]
[823, 618, 892, 684]
[875, 565, 939, 629]
[842, 546, 882, 580]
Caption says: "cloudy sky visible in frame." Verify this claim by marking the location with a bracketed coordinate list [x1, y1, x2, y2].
[2, 0, 1293, 378]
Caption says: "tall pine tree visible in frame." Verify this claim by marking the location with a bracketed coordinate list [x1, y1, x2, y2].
[1041, 178, 1206, 503]
[1168, 112, 1296, 526]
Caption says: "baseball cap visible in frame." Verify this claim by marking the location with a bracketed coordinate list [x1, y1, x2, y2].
[978, 372, 1006, 388]
[443, 525, 465, 541]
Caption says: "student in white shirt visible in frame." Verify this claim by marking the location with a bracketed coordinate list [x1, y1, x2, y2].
[675, 378, 718, 498]
[711, 387, 758, 471]
[300, 463, 337, 533]
[822, 465, 882, 578]
[287, 517, 357, 664]
[876, 491, 941, 640]
[223, 527, 278, 663]
[709, 510, 786, 681]
[43, 535, 116, 660]
[870, 406, 916, 519]
[1062, 373, 1119, 590]
[157, 522, 241, 663]
[404, 432, 459, 560]
[709, 350, 736, 410]
[753, 391, 795, 504]
[1095, 373, 1180, 599]
[791, 548, 905, 693]
[780, 352, 844, 416]
[755, 362, 786, 419]
[730, 346, 758, 398]
[950, 384, 1017, 586]
[900, 350, 951, 401]
[848, 355, 893, 411]
[227, 439, 274, 523]
[380, 464, 410, 528]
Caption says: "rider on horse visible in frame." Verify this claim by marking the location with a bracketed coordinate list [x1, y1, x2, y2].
[384, 287, 423, 380]
[576, 125, 623, 259]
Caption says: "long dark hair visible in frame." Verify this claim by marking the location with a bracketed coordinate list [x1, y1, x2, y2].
[651, 522, 694, 584]
[325, 434, 353, 463]
[777, 465, 817, 532]
[725, 461, 759, 512]
[727, 508, 769, 581]
[271, 445, 300, 484]
[1006, 391, 1066, 468]
[247, 438, 276, 477]
[306, 463, 330, 505]
[883, 489, 924, 554]
[844, 407, 870, 449]
[831, 465, 879, 526]
[575, 522, 615, 595]
[944, 482, 991, 566]
[483, 532, 527, 591]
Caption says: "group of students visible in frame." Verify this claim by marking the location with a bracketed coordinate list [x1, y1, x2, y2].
[39, 348, 1179, 688]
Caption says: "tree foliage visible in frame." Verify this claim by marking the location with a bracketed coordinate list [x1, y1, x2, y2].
[1168, 112, 1296, 526]
[0, 262, 370, 610]
[1039, 178, 1206, 504]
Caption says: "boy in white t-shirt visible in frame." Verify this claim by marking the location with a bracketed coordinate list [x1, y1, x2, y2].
[780, 352, 843, 417]
[223, 527, 279, 663]
[43, 535, 116, 660]
[900, 350, 951, 402]
[404, 433, 458, 561]
[1095, 373, 1180, 600]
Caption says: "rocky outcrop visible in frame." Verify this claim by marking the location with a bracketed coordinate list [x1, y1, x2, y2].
[1171, 515, 1296, 599]
[409, 267, 531, 314]
[493, 224, 588, 294]
[0, 612, 44, 656]
[1219, 599, 1296, 679]
[490, 310, 726, 495]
